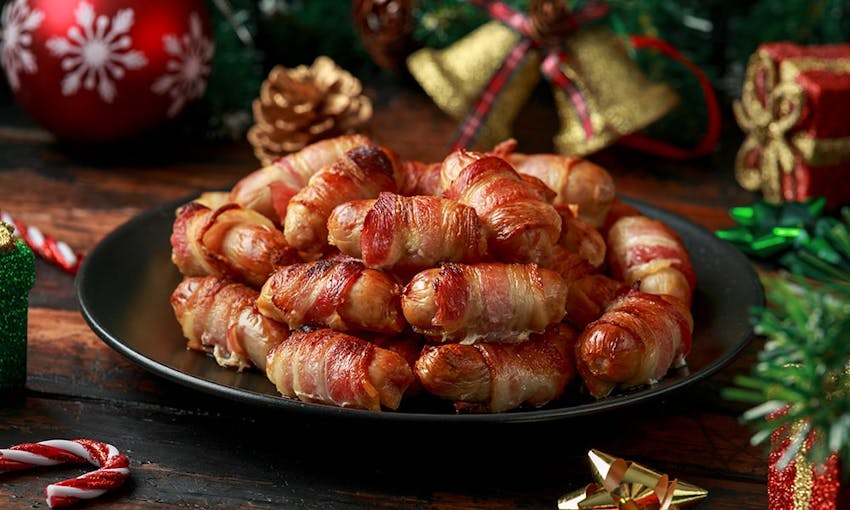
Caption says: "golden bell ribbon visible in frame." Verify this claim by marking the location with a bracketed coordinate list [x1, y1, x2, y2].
[557, 450, 708, 510]
[732, 49, 805, 203]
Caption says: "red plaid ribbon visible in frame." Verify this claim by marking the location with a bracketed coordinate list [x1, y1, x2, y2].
[452, 0, 608, 150]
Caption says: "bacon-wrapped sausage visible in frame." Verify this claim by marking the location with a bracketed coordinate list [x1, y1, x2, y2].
[577, 289, 693, 398]
[170, 202, 300, 288]
[229, 134, 371, 222]
[547, 247, 596, 287]
[606, 214, 696, 306]
[373, 332, 426, 396]
[415, 324, 577, 412]
[398, 160, 442, 196]
[257, 257, 405, 334]
[284, 144, 398, 254]
[439, 148, 555, 201]
[508, 153, 616, 228]
[327, 192, 488, 275]
[401, 262, 567, 344]
[171, 276, 290, 371]
[563, 273, 628, 330]
[436, 139, 515, 187]
[556, 205, 606, 269]
[192, 191, 230, 210]
[444, 156, 561, 265]
[266, 328, 415, 411]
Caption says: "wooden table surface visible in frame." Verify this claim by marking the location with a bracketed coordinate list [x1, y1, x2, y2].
[0, 78, 769, 509]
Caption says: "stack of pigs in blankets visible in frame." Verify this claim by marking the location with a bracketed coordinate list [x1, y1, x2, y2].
[169, 135, 695, 413]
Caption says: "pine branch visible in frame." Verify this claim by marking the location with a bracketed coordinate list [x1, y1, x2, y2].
[723, 273, 850, 469]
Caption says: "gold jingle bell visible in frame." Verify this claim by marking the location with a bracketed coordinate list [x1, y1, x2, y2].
[406, 0, 679, 155]
[551, 25, 679, 156]
[407, 21, 543, 150]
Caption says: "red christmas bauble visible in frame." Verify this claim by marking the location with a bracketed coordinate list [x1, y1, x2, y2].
[0, 0, 214, 141]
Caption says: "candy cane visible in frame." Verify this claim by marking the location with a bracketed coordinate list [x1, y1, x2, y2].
[0, 439, 130, 508]
[0, 210, 82, 274]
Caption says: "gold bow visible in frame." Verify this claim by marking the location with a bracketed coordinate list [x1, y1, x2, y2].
[732, 49, 805, 203]
[558, 450, 708, 510]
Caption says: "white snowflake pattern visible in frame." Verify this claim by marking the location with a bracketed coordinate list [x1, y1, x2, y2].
[45, 1, 147, 103]
[0, 0, 44, 91]
[151, 13, 214, 118]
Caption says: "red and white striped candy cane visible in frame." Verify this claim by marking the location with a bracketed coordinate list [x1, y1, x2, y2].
[0, 209, 83, 274]
[0, 439, 130, 508]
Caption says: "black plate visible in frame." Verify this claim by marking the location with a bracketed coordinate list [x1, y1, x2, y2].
[77, 195, 763, 423]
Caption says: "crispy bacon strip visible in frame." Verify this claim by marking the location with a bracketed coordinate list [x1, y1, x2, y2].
[444, 156, 561, 265]
[372, 333, 426, 396]
[556, 205, 606, 268]
[508, 153, 616, 228]
[171, 276, 290, 371]
[564, 273, 628, 330]
[398, 160, 442, 196]
[266, 328, 414, 411]
[577, 288, 694, 398]
[284, 144, 398, 254]
[401, 262, 567, 344]
[170, 202, 300, 288]
[257, 257, 405, 334]
[192, 191, 230, 210]
[547, 247, 597, 289]
[600, 196, 641, 235]
[415, 324, 577, 412]
[439, 148, 555, 201]
[327, 192, 488, 274]
[606, 214, 697, 306]
[229, 134, 371, 222]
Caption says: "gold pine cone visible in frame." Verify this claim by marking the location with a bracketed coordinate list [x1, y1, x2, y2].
[247, 56, 373, 165]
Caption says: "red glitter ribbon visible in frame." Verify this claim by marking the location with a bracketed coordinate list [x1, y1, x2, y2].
[619, 35, 721, 159]
[767, 414, 849, 509]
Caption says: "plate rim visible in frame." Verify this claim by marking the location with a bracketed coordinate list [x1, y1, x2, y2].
[76, 194, 764, 424]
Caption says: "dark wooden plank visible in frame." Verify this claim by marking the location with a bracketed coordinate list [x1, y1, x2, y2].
[0, 394, 766, 509]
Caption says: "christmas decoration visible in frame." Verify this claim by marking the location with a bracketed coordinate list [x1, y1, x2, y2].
[200, 0, 263, 140]
[0, 0, 214, 142]
[715, 197, 850, 287]
[558, 449, 708, 509]
[406, 0, 719, 157]
[0, 209, 82, 275]
[733, 42, 850, 209]
[352, 0, 418, 71]
[0, 438, 130, 508]
[246, 56, 373, 166]
[0, 221, 35, 390]
[768, 418, 848, 510]
[723, 275, 850, 509]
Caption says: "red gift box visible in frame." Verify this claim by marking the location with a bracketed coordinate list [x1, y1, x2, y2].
[734, 42, 850, 210]
[768, 421, 850, 509]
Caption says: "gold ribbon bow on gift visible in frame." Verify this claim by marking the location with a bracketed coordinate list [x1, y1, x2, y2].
[732, 51, 805, 203]
[558, 450, 708, 510]
[733, 49, 850, 204]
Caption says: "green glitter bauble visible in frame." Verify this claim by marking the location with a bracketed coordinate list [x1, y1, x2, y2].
[0, 240, 36, 390]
